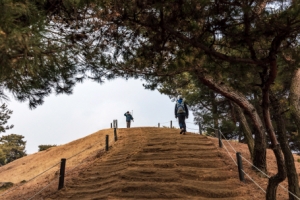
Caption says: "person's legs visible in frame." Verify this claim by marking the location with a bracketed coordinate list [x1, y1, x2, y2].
[127, 121, 131, 128]
[182, 118, 186, 134]
[178, 114, 185, 134]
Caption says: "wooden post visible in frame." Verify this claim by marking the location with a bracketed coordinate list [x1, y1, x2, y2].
[158, 123, 160, 128]
[218, 130, 223, 148]
[236, 152, 244, 182]
[170, 120, 172, 128]
[111, 123, 112, 128]
[58, 158, 66, 190]
[114, 128, 117, 141]
[106, 135, 109, 151]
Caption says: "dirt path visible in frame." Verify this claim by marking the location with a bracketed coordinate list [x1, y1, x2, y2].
[44, 127, 251, 200]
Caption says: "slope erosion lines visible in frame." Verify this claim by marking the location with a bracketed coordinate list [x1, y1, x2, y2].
[44, 128, 248, 200]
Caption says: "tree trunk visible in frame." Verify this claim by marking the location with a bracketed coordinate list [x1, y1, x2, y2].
[266, 144, 287, 200]
[234, 103, 255, 160]
[271, 91, 300, 200]
[195, 70, 267, 173]
[262, 59, 286, 200]
[289, 68, 300, 135]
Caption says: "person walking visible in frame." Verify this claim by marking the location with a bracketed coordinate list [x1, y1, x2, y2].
[124, 111, 134, 128]
[175, 95, 188, 134]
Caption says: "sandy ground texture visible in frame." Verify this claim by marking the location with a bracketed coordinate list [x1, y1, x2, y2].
[0, 127, 300, 200]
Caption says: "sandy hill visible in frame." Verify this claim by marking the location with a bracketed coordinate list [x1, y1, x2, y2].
[0, 127, 299, 200]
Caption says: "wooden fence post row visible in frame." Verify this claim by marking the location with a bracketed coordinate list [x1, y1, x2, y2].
[57, 133, 113, 191]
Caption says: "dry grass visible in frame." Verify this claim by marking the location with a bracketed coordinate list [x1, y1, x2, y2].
[209, 136, 300, 200]
[0, 128, 299, 200]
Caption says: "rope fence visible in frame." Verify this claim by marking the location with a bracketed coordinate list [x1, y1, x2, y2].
[218, 130, 300, 200]
[157, 119, 300, 199]
[157, 120, 201, 134]
[0, 122, 120, 200]
[2, 119, 300, 200]
[0, 161, 61, 198]
[27, 177, 58, 200]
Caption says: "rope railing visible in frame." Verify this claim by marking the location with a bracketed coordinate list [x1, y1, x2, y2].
[218, 130, 300, 200]
[0, 124, 119, 200]
[239, 155, 270, 179]
[27, 177, 58, 200]
[33, 134, 115, 199]
[26, 150, 106, 200]
[160, 121, 170, 124]
[186, 127, 198, 131]
[3, 121, 300, 200]
[0, 161, 61, 197]
[241, 168, 266, 193]
[217, 131, 268, 194]
[65, 149, 106, 175]
[156, 120, 286, 197]
[26, 123, 203, 199]
[157, 120, 201, 134]
[278, 182, 300, 200]
[185, 122, 196, 124]
[157, 119, 300, 200]
[25, 139, 111, 200]
[218, 137, 238, 166]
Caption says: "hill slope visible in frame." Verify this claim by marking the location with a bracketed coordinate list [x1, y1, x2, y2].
[1, 127, 299, 199]
[47, 127, 249, 200]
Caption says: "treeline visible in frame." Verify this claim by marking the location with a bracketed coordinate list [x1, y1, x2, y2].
[0, 133, 57, 166]
[0, 103, 56, 165]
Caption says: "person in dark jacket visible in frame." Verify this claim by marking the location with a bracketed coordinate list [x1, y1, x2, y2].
[124, 111, 134, 128]
[175, 96, 188, 134]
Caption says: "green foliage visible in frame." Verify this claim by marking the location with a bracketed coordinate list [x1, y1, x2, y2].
[0, 0, 114, 108]
[0, 104, 13, 133]
[220, 120, 239, 139]
[1, 0, 300, 154]
[0, 134, 27, 165]
[38, 144, 57, 152]
[0, 148, 5, 166]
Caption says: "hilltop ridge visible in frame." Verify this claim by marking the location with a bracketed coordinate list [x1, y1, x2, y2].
[0, 127, 299, 199]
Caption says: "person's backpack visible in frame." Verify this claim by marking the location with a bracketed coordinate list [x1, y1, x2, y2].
[177, 101, 186, 114]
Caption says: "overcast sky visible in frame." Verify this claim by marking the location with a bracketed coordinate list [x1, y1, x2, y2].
[4, 78, 200, 154]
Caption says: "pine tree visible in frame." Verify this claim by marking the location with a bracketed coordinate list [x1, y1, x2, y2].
[0, 0, 110, 108]
[81, 1, 300, 199]
[0, 134, 27, 165]
[0, 104, 13, 133]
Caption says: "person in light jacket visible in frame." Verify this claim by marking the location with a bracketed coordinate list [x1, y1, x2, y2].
[175, 96, 188, 134]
